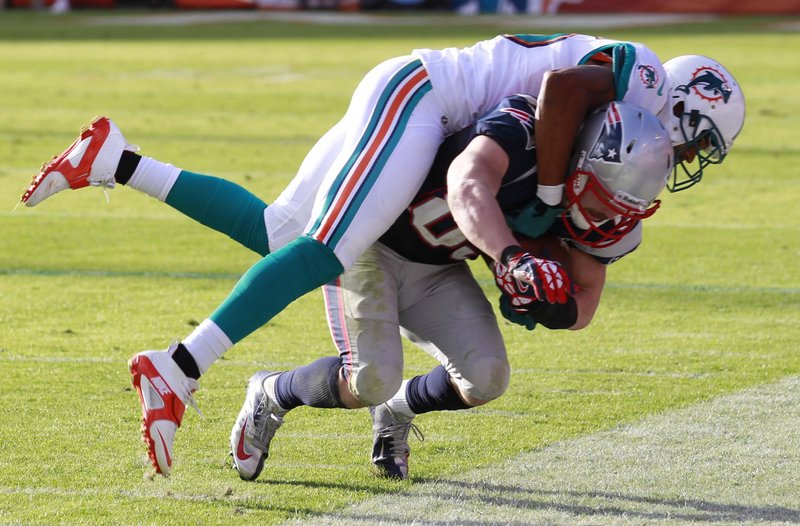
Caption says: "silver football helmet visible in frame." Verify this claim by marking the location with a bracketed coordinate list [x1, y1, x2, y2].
[659, 55, 746, 192]
[563, 101, 673, 249]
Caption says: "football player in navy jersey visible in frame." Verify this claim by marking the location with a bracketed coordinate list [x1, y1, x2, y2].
[229, 98, 674, 480]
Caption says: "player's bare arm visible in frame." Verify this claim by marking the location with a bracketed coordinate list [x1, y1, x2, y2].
[446, 135, 517, 263]
[534, 65, 616, 203]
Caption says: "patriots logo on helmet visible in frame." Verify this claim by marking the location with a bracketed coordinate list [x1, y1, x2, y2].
[587, 102, 623, 164]
[676, 66, 732, 103]
[638, 65, 659, 89]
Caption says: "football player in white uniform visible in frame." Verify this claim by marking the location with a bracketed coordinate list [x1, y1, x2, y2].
[20, 32, 744, 476]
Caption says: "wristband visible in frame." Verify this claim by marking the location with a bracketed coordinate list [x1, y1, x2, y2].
[525, 295, 578, 329]
[536, 184, 565, 207]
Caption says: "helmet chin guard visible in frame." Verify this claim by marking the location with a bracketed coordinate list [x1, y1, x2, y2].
[563, 169, 660, 249]
[669, 113, 727, 192]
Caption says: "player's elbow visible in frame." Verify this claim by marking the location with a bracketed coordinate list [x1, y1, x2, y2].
[568, 294, 601, 330]
[569, 309, 595, 330]
[540, 68, 581, 104]
[540, 66, 616, 111]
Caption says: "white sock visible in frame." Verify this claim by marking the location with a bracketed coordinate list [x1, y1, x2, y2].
[182, 319, 233, 375]
[127, 156, 182, 202]
[385, 380, 416, 422]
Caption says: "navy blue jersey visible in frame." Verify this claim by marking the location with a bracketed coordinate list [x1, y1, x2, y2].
[379, 94, 640, 266]
[380, 94, 540, 265]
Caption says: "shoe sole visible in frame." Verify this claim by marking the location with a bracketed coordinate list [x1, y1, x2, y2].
[22, 117, 108, 202]
[22, 116, 134, 207]
[129, 354, 171, 476]
[370, 460, 409, 480]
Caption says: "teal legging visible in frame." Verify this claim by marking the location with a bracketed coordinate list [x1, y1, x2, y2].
[165, 170, 270, 256]
[163, 170, 344, 344]
[210, 235, 343, 343]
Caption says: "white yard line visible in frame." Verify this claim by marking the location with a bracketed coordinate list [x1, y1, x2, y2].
[287, 376, 800, 525]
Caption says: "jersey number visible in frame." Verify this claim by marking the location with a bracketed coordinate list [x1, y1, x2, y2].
[410, 196, 478, 261]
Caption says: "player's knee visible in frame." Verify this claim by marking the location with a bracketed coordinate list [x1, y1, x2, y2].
[348, 363, 402, 406]
[457, 355, 510, 403]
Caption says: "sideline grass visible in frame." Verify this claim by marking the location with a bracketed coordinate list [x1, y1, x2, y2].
[0, 12, 798, 525]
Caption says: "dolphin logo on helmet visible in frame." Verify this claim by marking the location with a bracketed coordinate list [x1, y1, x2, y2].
[676, 68, 732, 103]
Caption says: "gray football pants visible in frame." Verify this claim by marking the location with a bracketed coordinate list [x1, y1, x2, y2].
[323, 242, 511, 406]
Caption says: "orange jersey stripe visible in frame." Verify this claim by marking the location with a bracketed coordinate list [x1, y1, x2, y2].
[314, 67, 429, 243]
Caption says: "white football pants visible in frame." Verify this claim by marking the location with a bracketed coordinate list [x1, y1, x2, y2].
[264, 55, 447, 270]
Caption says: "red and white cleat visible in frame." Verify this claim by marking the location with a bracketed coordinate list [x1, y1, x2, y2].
[21, 116, 138, 207]
[129, 348, 201, 476]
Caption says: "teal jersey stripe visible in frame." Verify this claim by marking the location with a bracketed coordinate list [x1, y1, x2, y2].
[503, 33, 575, 47]
[578, 43, 636, 101]
[326, 79, 433, 248]
[308, 59, 425, 236]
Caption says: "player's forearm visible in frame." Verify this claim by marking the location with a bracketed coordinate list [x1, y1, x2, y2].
[569, 287, 601, 329]
[566, 251, 605, 330]
[448, 177, 516, 262]
[535, 66, 616, 204]
[447, 137, 515, 262]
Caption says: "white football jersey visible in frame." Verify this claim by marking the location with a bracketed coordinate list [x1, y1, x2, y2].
[413, 33, 668, 132]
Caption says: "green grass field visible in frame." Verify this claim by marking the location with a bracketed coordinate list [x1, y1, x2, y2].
[0, 11, 798, 525]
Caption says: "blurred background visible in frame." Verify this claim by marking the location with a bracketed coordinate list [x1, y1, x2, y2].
[5, 0, 800, 18]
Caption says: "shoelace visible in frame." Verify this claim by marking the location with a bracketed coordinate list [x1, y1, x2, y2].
[251, 382, 284, 451]
[185, 392, 203, 418]
[384, 421, 425, 459]
[183, 381, 203, 418]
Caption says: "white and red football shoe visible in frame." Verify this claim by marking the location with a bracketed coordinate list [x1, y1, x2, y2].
[21, 116, 138, 207]
[230, 370, 286, 481]
[129, 348, 201, 476]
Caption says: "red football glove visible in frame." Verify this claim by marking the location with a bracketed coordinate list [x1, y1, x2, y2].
[497, 245, 571, 304]
[493, 261, 538, 312]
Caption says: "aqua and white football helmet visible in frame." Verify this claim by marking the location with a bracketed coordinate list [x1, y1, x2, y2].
[659, 55, 746, 192]
[563, 101, 673, 249]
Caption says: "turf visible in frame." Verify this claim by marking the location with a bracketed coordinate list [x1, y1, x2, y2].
[301, 377, 800, 525]
[0, 11, 798, 525]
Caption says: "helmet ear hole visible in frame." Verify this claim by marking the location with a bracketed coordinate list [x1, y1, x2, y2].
[626, 139, 636, 154]
[689, 109, 701, 128]
[672, 101, 685, 118]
